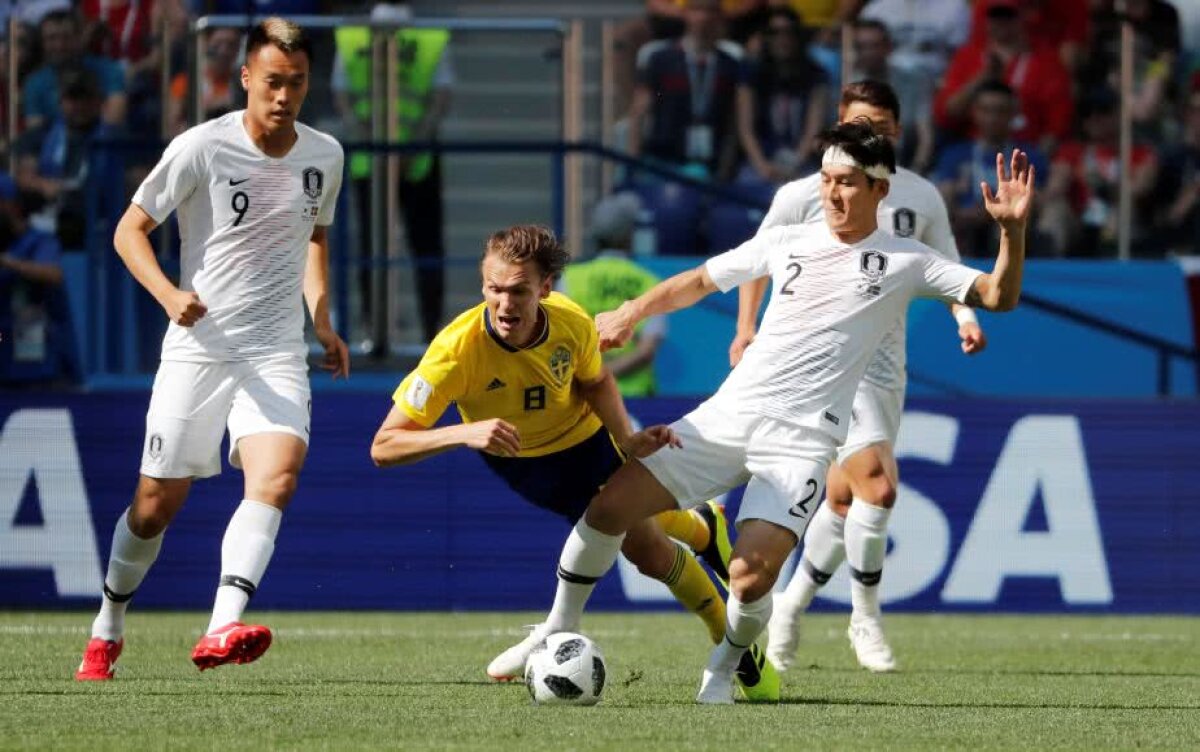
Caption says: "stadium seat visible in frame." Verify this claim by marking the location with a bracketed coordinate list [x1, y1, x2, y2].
[707, 200, 764, 255]
[628, 181, 703, 256]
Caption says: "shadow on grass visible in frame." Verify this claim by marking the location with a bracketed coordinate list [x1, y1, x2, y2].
[777, 697, 1200, 711]
[793, 665, 1200, 679]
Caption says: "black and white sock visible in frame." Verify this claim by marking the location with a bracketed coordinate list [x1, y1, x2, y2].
[207, 500, 281, 633]
[91, 509, 164, 641]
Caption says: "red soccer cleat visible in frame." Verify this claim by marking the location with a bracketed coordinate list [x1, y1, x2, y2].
[76, 638, 124, 681]
[190, 622, 273, 671]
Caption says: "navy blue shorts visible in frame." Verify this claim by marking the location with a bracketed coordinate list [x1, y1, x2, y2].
[480, 428, 623, 523]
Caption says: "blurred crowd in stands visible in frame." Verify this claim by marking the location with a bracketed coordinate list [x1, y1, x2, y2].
[3, 0, 1200, 385]
[614, 0, 1200, 259]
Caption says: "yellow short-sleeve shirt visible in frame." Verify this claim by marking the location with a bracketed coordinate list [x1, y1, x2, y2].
[392, 292, 605, 457]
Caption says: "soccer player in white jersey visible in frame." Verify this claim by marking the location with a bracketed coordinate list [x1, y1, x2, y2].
[495, 120, 1033, 704]
[75, 18, 348, 680]
[729, 81, 987, 673]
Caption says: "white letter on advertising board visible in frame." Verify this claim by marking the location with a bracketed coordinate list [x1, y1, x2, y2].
[0, 409, 102, 597]
[942, 416, 1112, 605]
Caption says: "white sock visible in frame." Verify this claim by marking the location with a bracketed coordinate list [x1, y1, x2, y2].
[709, 593, 772, 673]
[845, 500, 891, 622]
[91, 509, 165, 641]
[545, 519, 624, 632]
[779, 502, 846, 613]
[207, 500, 282, 633]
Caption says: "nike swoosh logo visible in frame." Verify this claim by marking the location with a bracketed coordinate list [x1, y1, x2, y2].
[788, 254, 802, 259]
[229, 178, 250, 186]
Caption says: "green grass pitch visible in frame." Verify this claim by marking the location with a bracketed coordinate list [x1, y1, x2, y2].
[3, 611, 1198, 750]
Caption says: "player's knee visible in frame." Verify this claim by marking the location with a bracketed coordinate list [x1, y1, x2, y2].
[826, 497, 852, 518]
[628, 543, 673, 581]
[127, 494, 174, 537]
[859, 474, 897, 508]
[251, 471, 299, 506]
[583, 493, 628, 536]
[728, 559, 775, 603]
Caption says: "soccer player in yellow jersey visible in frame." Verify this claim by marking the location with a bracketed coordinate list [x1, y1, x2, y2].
[370, 225, 778, 699]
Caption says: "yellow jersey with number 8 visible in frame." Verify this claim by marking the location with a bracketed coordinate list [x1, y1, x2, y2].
[392, 292, 605, 457]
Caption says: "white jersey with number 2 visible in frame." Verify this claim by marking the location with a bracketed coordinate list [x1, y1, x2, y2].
[757, 167, 959, 391]
[133, 110, 344, 362]
[706, 222, 978, 443]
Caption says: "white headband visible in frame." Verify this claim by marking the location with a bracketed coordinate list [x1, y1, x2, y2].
[822, 145, 892, 181]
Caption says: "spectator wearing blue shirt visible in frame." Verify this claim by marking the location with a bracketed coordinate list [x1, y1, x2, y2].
[0, 173, 77, 385]
[21, 9, 126, 130]
[933, 80, 1048, 255]
[15, 68, 121, 250]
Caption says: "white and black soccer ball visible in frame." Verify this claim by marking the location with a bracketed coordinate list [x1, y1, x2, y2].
[524, 632, 606, 706]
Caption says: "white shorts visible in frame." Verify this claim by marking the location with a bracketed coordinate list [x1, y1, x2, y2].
[640, 397, 837, 539]
[140, 356, 311, 479]
[836, 379, 904, 464]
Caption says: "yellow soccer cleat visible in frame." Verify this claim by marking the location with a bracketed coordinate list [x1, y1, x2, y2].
[694, 501, 732, 589]
[735, 641, 781, 702]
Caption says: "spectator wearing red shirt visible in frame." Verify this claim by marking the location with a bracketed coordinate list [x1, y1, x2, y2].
[1045, 89, 1158, 257]
[966, 0, 1090, 72]
[935, 0, 1073, 155]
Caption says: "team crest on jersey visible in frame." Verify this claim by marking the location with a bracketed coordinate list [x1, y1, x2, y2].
[857, 250, 888, 298]
[893, 208, 916, 238]
[147, 434, 164, 461]
[302, 167, 324, 199]
[549, 346, 572, 385]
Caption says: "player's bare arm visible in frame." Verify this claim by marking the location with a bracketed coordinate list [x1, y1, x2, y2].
[575, 367, 680, 458]
[597, 265, 719, 352]
[953, 302, 988, 355]
[113, 203, 207, 327]
[305, 225, 350, 379]
[370, 405, 520, 467]
[730, 276, 770, 366]
[964, 150, 1034, 312]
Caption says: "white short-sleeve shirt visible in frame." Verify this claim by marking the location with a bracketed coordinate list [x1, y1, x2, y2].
[758, 167, 959, 391]
[133, 111, 344, 362]
[706, 223, 978, 442]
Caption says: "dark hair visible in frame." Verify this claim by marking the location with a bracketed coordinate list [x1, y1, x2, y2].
[973, 80, 1016, 102]
[852, 18, 892, 43]
[818, 119, 897, 180]
[59, 67, 101, 101]
[40, 9, 77, 30]
[245, 17, 313, 62]
[1081, 87, 1119, 118]
[840, 79, 901, 122]
[483, 225, 570, 280]
[754, 7, 824, 95]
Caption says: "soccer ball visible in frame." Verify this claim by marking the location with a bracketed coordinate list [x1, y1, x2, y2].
[524, 632, 606, 706]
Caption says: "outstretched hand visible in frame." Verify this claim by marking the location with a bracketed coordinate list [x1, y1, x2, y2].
[620, 424, 682, 459]
[982, 149, 1035, 230]
[596, 303, 637, 353]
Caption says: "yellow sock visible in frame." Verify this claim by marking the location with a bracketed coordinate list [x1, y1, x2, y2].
[655, 509, 711, 553]
[661, 543, 726, 644]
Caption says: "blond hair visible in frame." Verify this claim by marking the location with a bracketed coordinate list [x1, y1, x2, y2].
[482, 225, 571, 280]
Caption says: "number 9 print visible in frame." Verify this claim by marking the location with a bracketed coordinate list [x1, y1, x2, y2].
[231, 191, 249, 226]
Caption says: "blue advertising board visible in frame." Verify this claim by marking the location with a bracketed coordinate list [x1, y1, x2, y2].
[1, 393, 1196, 613]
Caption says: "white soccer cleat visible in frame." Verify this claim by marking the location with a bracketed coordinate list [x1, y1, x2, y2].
[847, 618, 898, 673]
[766, 596, 801, 672]
[486, 623, 551, 681]
[696, 668, 736, 705]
